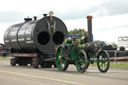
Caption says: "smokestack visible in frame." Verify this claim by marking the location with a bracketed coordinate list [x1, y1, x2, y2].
[87, 16, 93, 42]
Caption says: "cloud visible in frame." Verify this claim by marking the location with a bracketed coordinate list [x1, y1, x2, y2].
[94, 0, 128, 17]
[1, 0, 128, 22]
[57, 0, 128, 20]
[0, 11, 26, 23]
[55, 6, 99, 20]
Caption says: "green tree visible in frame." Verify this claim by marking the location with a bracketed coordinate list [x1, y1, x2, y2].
[68, 28, 87, 38]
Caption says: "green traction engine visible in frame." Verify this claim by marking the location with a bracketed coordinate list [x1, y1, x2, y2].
[55, 38, 110, 73]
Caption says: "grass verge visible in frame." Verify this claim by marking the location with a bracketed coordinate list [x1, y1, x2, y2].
[91, 62, 128, 69]
[110, 62, 128, 69]
[0, 56, 7, 60]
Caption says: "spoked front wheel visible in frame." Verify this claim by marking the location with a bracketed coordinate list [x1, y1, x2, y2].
[56, 46, 69, 71]
[75, 50, 88, 73]
[97, 51, 110, 73]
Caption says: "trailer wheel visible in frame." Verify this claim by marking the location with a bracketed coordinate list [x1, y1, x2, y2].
[32, 58, 39, 68]
[10, 58, 16, 66]
[97, 51, 110, 73]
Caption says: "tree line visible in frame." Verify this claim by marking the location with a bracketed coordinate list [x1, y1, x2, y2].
[68, 28, 88, 38]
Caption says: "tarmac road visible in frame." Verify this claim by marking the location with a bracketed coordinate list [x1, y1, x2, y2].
[0, 60, 128, 85]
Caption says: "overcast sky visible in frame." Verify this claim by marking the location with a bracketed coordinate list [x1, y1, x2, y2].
[0, 0, 128, 43]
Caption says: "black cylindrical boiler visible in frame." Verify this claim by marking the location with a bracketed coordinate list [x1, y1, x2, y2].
[4, 14, 68, 56]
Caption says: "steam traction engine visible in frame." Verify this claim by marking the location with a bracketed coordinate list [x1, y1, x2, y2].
[55, 16, 110, 73]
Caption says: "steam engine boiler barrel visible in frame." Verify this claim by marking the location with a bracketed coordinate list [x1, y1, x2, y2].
[4, 16, 68, 56]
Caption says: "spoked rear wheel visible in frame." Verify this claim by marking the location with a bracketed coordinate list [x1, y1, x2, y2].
[56, 46, 69, 71]
[75, 50, 88, 73]
[97, 51, 110, 73]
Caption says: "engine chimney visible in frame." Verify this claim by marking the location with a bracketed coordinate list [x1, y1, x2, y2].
[87, 16, 93, 42]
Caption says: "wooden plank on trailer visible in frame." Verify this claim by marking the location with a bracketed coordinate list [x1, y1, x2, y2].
[8, 53, 37, 57]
